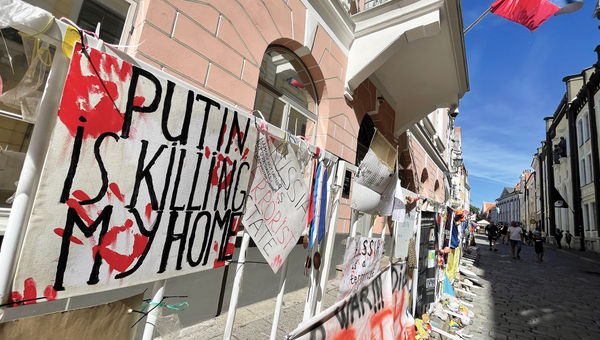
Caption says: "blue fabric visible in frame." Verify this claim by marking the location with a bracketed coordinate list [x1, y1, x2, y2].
[308, 162, 322, 249]
[317, 166, 328, 244]
[450, 219, 460, 249]
[442, 273, 455, 297]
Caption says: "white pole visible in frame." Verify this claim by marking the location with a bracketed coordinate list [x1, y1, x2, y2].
[223, 231, 250, 340]
[463, 7, 492, 34]
[0, 47, 69, 309]
[315, 163, 344, 313]
[269, 259, 289, 340]
[142, 280, 166, 340]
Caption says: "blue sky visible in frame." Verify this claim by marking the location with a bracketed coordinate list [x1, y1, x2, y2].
[457, 0, 600, 210]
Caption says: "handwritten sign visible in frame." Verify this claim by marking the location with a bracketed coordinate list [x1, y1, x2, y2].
[11, 44, 257, 300]
[287, 267, 394, 340]
[337, 237, 384, 300]
[242, 133, 310, 272]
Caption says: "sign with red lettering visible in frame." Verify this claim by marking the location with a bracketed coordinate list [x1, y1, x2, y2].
[242, 133, 311, 272]
[337, 237, 384, 300]
[11, 44, 257, 301]
[287, 266, 394, 340]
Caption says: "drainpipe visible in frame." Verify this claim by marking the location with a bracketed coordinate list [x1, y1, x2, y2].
[544, 117, 557, 238]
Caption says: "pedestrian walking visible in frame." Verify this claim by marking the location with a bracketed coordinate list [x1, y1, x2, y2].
[499, 224, 508, 245]
[565, 231, 572, 249]
[534, 231, 544, 263]
[507, 221, 524, 260]
[485, 221, 499, 251]
[555, 229, 563, 249]
[527, 230, 533, 246]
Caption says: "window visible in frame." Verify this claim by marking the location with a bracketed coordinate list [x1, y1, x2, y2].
[580, 158, 587, 185]
[254, 47, 317, 139]
[577, 119, 583, 146]
[583, 114, 590, 142]
[584, 204, 590, 231]
[587, 154, 593, 184]
[591, 203, 597, 231]
[0, 0, 133, 215]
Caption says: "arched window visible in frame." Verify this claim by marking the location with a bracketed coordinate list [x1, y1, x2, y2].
[434, 180, 440, 192]
[356, 115, 375, 164]
[421, 168, 429, 183]
[254, 47, 317, 138]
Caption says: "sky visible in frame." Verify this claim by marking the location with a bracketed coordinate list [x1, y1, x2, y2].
[456, 0, 600, 210]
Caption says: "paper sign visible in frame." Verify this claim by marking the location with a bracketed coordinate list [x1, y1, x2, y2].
[337, 236, 384, 300]
[351, 131, 397, 215]
[393, 210, 418, 259]
[12, 44, 257, 300]
[287, 267, 394, 340]
[242, 133, 311, 272]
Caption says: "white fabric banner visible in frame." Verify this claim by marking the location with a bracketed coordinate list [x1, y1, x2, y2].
[287, 267, 394, 340]
[337, 236, 384, 300]
[242, 133, 311, 273]
[12, 44, 257, 300]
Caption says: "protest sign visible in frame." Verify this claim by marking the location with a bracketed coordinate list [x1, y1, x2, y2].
[390, 263, 414, 340]
[11, 43, 257, 300]
[287, 267, 394, 340]
[351, 131, 396, 215]
[242, 133, 311, 272]
[337, 236, 384, 300]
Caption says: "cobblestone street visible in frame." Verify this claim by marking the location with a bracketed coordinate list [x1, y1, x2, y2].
[467, 234, 600, 340]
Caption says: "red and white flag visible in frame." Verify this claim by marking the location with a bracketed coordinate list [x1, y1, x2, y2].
[490, 0, 583, 31]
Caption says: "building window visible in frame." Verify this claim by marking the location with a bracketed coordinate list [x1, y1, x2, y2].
[254, 47, 317, 139]
[587, 154, 593, 184]
[584, 204, 590, 231]
[583, 114, 590, 142]
[580, 158, 587, 185]
[577, 119, 583, 146]
[0, 0, 133, 214]
[420, 168, 429, 183]
[591, 202, 597, 231]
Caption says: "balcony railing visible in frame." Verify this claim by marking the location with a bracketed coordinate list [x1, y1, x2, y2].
[340, 0, 393, 15]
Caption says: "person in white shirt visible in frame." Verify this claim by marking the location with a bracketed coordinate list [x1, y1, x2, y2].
[507, 221, 524, 260]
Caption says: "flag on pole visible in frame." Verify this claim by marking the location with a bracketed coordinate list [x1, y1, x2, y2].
[490, 0, 583, 31]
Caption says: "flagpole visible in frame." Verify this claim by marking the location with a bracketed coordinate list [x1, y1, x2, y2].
[464, 7, 492, 34]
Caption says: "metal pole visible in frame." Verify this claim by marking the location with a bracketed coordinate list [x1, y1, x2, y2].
[0, 46, 69, 308]
[269, 259, 289, 340]
[223, 231, 250, 340]
[142, 280, 166, 340]
[463, 7, 492, 34]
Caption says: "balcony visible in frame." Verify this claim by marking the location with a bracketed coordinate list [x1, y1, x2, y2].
[313, 0, 469, 136]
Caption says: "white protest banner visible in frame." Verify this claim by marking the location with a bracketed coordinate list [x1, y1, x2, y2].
[286, 267, 394, 340]
[11, 43, 257, 301]
[390, 263, 415, 340]
[351, 131, 396, 215]
[337, 236, 384, 301]
[242, 133, 311, 272]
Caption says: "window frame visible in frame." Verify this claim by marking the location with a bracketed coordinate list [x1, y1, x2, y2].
[255, 46, 318, 142]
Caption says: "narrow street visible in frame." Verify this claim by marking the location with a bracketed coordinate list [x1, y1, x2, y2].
[466, 234, 600, 340]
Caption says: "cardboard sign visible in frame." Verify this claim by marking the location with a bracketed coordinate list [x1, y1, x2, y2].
[12, 44, 257, 300]
[242, 133, 311, 272]
[338, 237, 384, 300]
[287, 267, 394, 340]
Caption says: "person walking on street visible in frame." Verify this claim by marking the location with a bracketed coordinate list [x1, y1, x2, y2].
[485, 221, 499, 251]
[499, 224, 508, 245]
[534, 230, 544, 263]
[555, 229, 563, 249]
[508, 221, 524, 260]
[565, 230, 572, 249]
